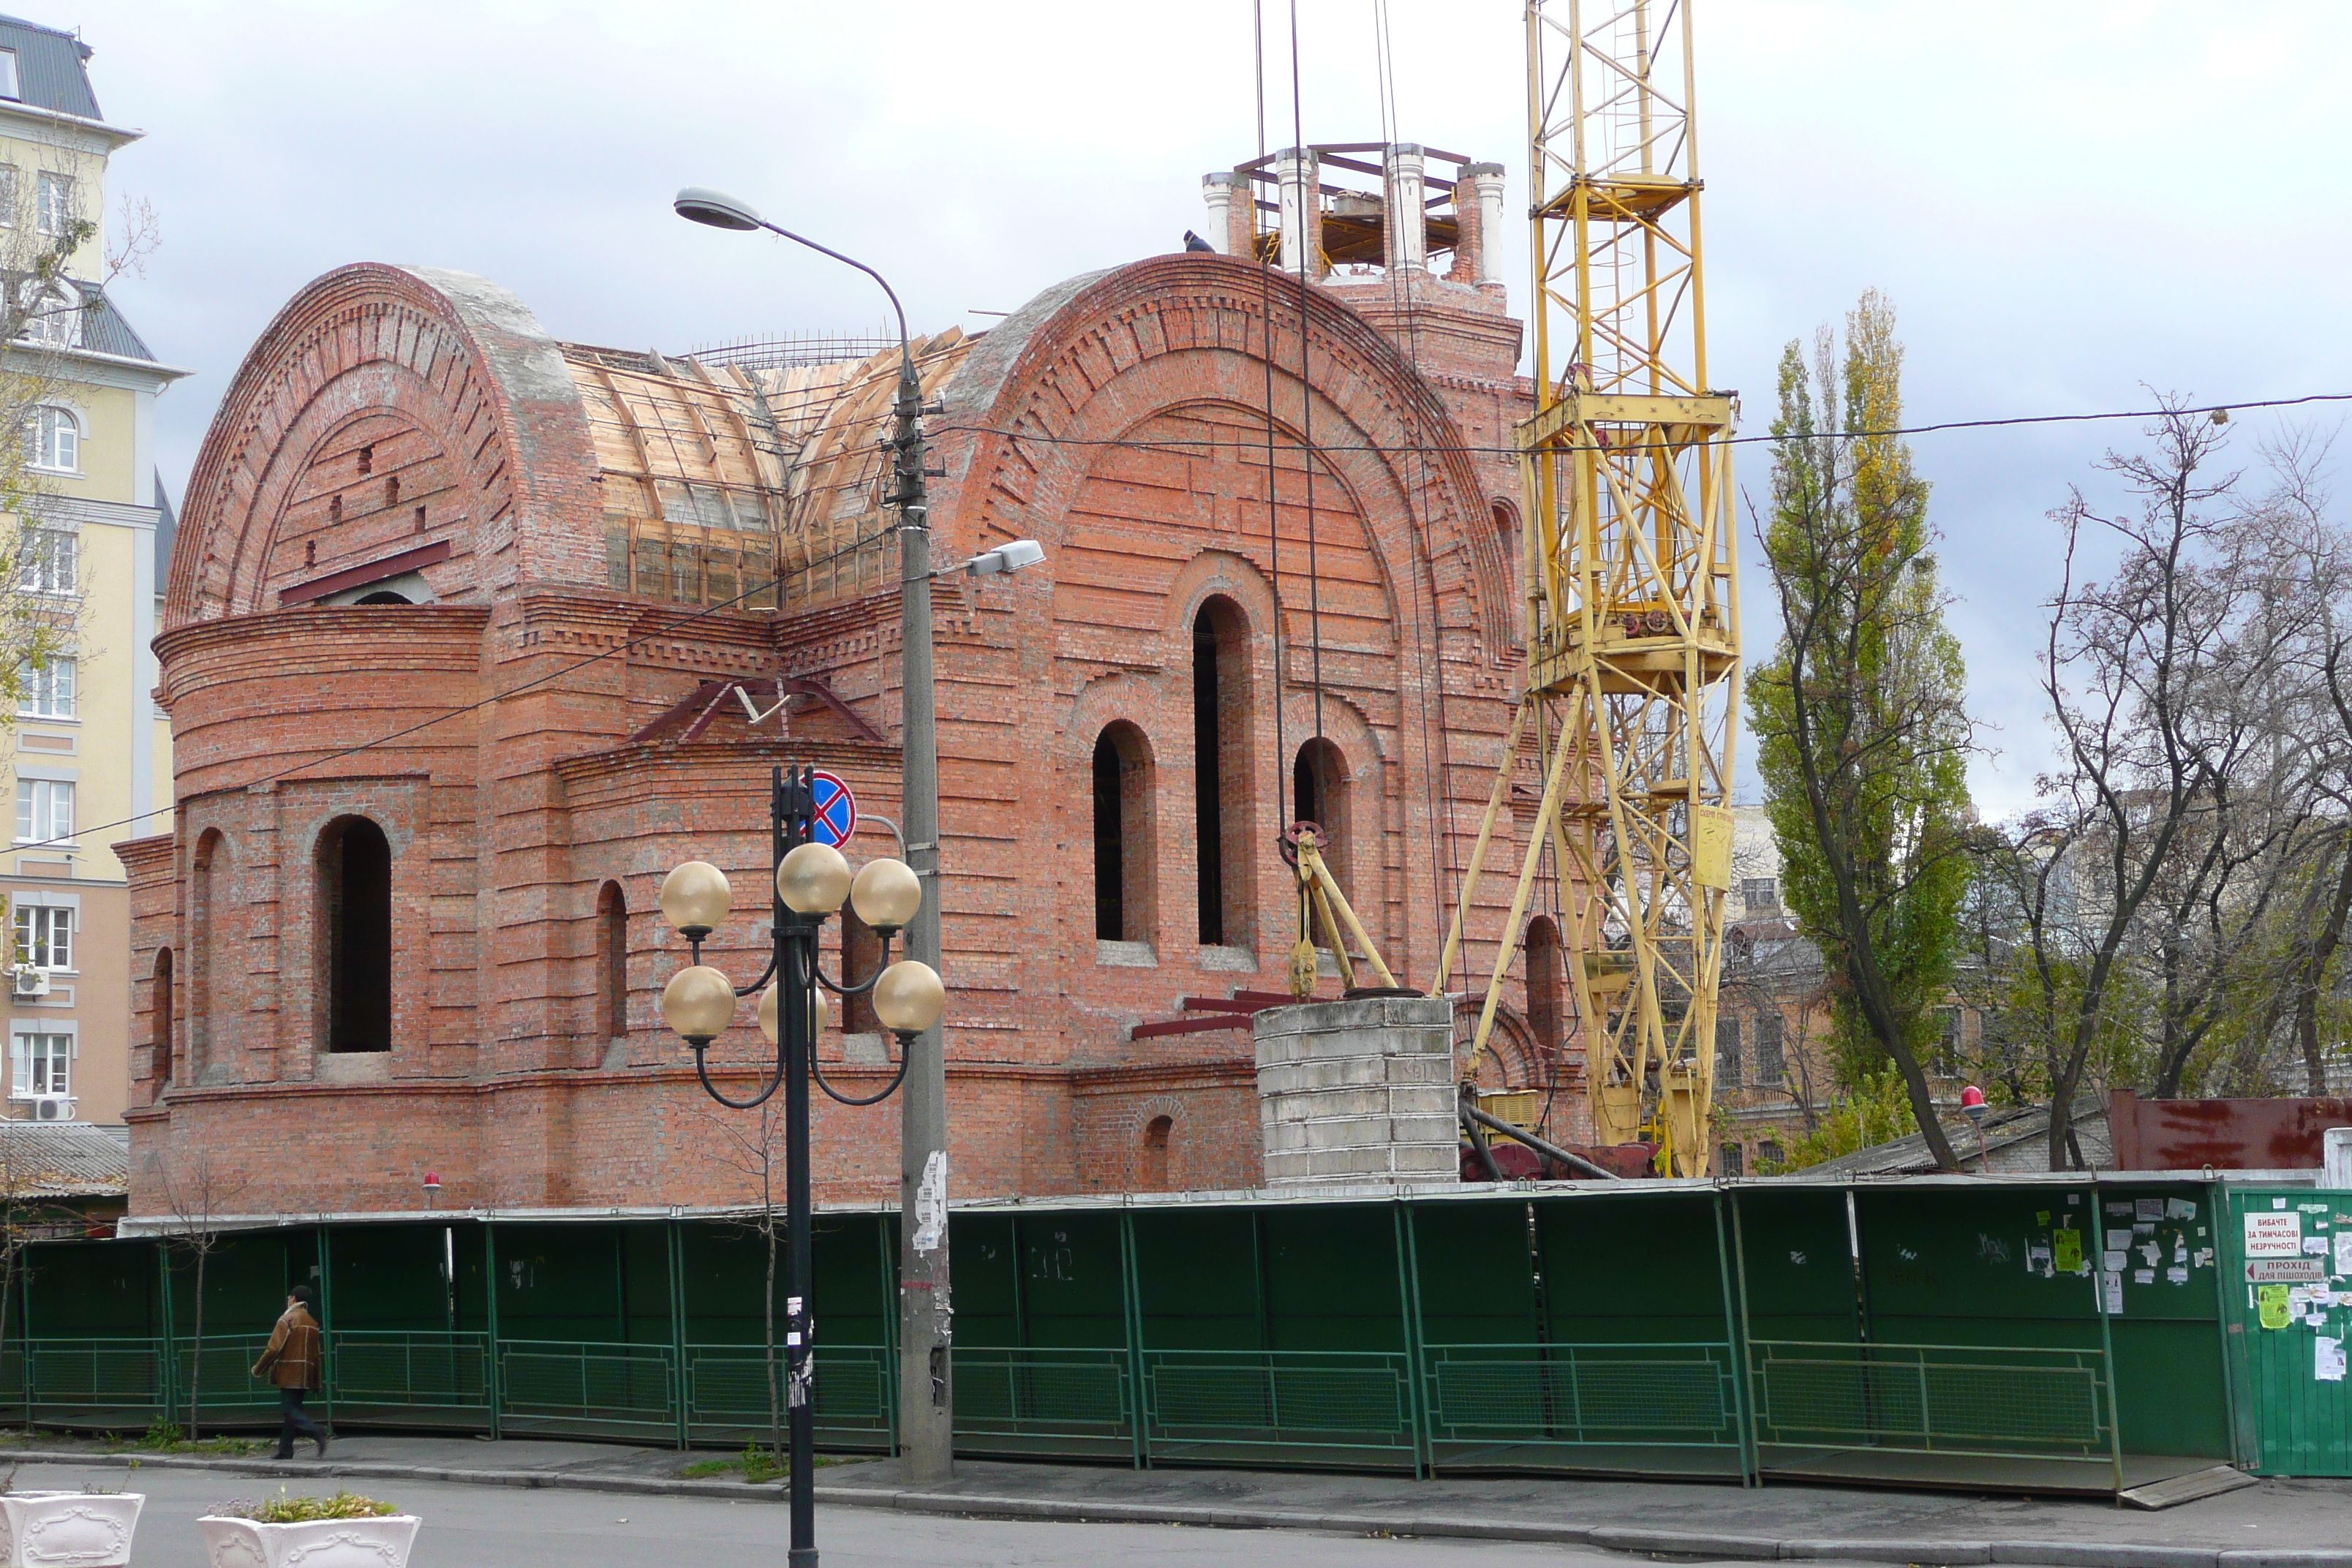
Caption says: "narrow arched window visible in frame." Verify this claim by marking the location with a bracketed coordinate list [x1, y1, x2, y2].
[1292, 737, 1352, 892]
[1140, 1115, 1174, 1191]
[318, 816, 392, 1052]
[1092, 723, 1155, 946]
[1526, 916, 1563, 1057]
[190, 829, 229, 1078]
[1192, 598, 1253, 947]
[840, 905, 881, 1035]
[153, 946, 175, 1088]
[595, 881, 627, 1044]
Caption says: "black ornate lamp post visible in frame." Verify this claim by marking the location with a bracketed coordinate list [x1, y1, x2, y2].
[657, 764, 943, 1568]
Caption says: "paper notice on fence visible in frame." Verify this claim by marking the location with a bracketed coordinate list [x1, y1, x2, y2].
[2054, 1229, 2084, 1274]
[2336, 1232, 2352, 1278]
[2134, 1268, 2155, 1285]
[2321, 1338, 2348, 1383]
[2247, 1210, 2304, 1257]
[2260, 1285, 2292, 1330]
[2136, 1198, 2164, 1222]
[2103, 1272, 2125, 1315]
[2168, 1197, 2198, 1221]
[2168, 1267, 2190, 1286]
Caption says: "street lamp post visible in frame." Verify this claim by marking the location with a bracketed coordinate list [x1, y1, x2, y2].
[674, 186, 1049, 1491]
[658, 765, 943, 1568]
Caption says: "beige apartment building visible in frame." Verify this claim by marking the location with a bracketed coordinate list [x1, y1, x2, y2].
[0, 17, 184, 1127]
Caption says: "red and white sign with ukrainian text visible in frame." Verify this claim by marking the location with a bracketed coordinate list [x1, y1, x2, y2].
[2244, 1210, 2304, 1258]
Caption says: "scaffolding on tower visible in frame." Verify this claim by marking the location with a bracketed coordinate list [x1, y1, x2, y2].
[1436, 0, 1740, 1177]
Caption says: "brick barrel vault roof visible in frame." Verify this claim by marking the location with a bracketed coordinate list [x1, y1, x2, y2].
[165, 263, 607, 630]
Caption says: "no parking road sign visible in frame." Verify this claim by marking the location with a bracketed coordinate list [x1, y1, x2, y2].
[807, 769, 858, 848]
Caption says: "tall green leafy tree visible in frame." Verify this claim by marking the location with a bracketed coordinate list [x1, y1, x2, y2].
[1749, 290, 1976, 1170]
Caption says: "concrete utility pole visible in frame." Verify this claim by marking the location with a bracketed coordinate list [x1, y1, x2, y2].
[891, 355, 955, 1485]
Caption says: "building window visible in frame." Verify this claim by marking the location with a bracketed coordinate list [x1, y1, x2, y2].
[1292, 737, 1352, 889]
[191, 829, 230, 1077]
[34, 171, 72, 238]
[10, 1030, 68, 1101]
[1753, 1009, 1785, 1086]
[1740, 877, 1779, 916]
[15, 778, 71, 845]
[319, 815, 393, 1052]
[1526, 916, 1564, 1055]
[1717, 1014, 1742, 1088]
[1192, 598, 1251, 946]
[595, 881, 627, 1044]
[20, 288, 78, 350]
[1092, 723, 1154, 945]
[13, 903, 70, 970]
[1719, 1143, 1745, 1177]
[0, 51, 18, 103]
[15, 655, 73, 718]
[15, 527, 75, 593]
[1140, 1115, 1174, 1190]
[0, 164, 15, 225]
[1758, 1139, 1784, 1170]
[25, 407, 77, 469]
[840, 905, 881, 1035]
[1935, 1006, 1962, 1074]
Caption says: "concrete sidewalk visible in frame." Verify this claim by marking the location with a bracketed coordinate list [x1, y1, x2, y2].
[6, 1431, 2346, 1568]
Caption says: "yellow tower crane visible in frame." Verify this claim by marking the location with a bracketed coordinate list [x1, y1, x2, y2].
[1436, 0, 1740, 1177]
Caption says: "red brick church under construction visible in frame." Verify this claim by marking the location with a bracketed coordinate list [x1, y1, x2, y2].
[124, 144, 1580, 1214]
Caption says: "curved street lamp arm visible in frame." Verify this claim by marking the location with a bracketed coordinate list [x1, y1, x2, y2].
[791, 929, 895, 998]
[810, 1034, 913, 1107]
[690, 1042, 788, 1110]
[731, 951, 780, 999]
[756, 219, 910, 358]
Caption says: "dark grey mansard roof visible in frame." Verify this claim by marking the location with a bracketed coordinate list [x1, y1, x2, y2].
[0, 15, 99, 120]
[73, 282, 154, 359]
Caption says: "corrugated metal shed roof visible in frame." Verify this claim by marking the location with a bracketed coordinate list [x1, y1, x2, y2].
[0, 1120, 127, 1196]
[0, 15, 99, 120]
[1796, 1097, 2114, 1179]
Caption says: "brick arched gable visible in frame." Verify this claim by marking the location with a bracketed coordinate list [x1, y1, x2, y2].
[167, 264, 603, 630]
[935, 255, 1515, 663]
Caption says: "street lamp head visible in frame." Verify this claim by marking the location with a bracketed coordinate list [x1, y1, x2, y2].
[850, 856, 922, 935]
[662, 964, 738, 1044]
[963, 539, 1046, 577]
[777, 840, 853, 915]
[872, 958, 946, 1037]
[674, 186, 763, 232]
[659, 860, 734, 939]
[755, 980, 824, 1045]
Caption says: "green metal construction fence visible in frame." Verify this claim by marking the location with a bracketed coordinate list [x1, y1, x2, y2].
[0, 1175, 2260, 1489]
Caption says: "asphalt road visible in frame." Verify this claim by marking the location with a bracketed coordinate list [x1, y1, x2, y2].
[17, 1460, 1698, 1567]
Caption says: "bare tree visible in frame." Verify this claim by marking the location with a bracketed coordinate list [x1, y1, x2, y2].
[2017, 404, 2326, 1162]
[148, 1151, 246, 1441]
[693, 1101, 787, 1466]
[0, 184, 159, 724]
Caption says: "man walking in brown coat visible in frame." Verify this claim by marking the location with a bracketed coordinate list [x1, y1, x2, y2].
[252, 1284, 328, 1460]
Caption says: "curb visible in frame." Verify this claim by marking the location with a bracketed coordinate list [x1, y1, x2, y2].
[8, 1450, 2344, 1568]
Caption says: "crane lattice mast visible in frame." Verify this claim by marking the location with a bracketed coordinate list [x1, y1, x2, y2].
[1436, 0, 1739, 1176]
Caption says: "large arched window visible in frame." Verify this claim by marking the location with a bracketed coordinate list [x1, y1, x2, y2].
[1192, 598, 1254, 947]
[152, 946, 174, 1090]
[595, 881, 627, 1047]
[1092, 722, 1156, 946]
[317, 816, 392, 1053]
[1292, 737, 1352, 892]
[190, 829, 229, 1078]
[1526, 916, 1564, 1058]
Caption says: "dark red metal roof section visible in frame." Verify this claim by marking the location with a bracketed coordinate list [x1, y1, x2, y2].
[2108, 1088, 2352, 1170]
[278, 540, 452, 606]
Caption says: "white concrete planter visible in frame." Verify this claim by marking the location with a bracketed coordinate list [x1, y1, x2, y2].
[196, 1515, 420, 1568]
[0, 1491, 144, 1567]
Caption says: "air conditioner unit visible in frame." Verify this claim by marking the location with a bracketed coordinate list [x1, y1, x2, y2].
[32, 1097, 71, 1122]
[10, 966, 47, 999]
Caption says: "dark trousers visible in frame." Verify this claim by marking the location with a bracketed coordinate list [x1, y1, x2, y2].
[274, 1386, 324, 1457]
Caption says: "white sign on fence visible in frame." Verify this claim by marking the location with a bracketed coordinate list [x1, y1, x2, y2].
[2244, 1210, 2304, 1258]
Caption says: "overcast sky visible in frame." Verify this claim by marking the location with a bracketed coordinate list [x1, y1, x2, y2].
[72, 1, 2352, 815]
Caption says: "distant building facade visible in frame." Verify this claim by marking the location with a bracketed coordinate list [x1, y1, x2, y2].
[122, 145, 1591, 1214]
[0, 18, 184, 1130]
